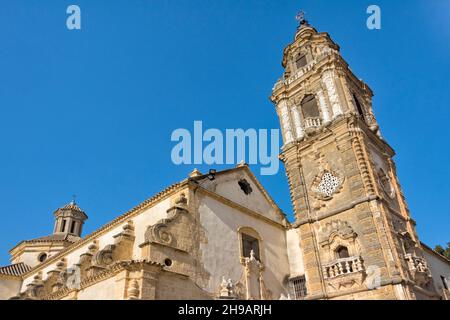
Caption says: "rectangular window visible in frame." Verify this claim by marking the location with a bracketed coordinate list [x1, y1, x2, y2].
[70, 221, 76, 234]
[296, 55, 308, 69]
[61, 220, 67, 232]
[290, 276, 307, 300]
[442, 276, 449, 290]
[242, 234, 260, 261]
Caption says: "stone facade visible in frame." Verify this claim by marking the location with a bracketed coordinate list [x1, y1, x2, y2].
[1, 20, 449, 300]
[270, 19, 446, 300]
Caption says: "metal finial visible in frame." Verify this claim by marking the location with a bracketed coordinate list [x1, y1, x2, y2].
[71, 194, 77, 205]
[295, 10, 308, 26]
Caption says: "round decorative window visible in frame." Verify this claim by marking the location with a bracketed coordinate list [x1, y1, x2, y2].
[38, 253, 47, 263]
[164, 258, 172, 267]
[317, 172, 341, 198]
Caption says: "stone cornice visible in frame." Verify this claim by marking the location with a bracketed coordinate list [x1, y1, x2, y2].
[44, 260, 163, 300]
[293, 195, 379, 227]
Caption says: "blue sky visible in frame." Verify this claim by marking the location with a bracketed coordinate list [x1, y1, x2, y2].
[0, 0, 449, 265]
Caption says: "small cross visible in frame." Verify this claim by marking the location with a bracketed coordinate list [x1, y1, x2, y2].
[295, 10, 309, 26]
[295, 11, 306, 24]
[71, 194, 77, 205]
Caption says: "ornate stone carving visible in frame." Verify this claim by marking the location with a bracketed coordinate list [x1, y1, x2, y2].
[376, 168, 395, 199]
[92, 244, 116, 267]
[218, 276, 237, 300]
[278, 99, 294, 144]
[405, 253, 432, 287]
[319, 220, 357, 247]
[322, 69, 342, 118]
[352, 136, 376, 196]
[322, 256, 365, 292]
[242, 250, 268, 300]
[25, 273, 45, 299]
[317, 89, 331, 124]
[311, 169, 344, 201]
[144, 193, 188, 247]
[290, 104, 304, 139]
[127, 279, 140, 300]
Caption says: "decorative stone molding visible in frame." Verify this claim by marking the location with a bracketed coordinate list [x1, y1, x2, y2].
[351, 136, 376, 196]
[376, 168, 396, 199]
[405, 253, 432, 287]
[277, 99, 294, 144]
[143, 193, 188, 248]
[318, 220, 366, 292]
[15, 260, 164, 300]
[76, 241, 98, 280]
[85, 223, 136, 278]
[240, 250, 272, 300]
[317, 89, 331, 124]
[127, 279, 140, 300]
[25, 272, 45, 299]
[322, 256, 365, 292]
[322, 69, 342, 118]
[290, 104, 305, 139]
[319, 220, 357, 248]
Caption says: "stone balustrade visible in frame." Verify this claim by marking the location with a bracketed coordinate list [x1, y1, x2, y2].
[323, 256, 364, 279]
[404, 253, 429, 273]
[304, 117, 322, 129]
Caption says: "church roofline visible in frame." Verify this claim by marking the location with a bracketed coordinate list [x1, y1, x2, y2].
[190, 164, 290, 227]
[17, 179, 190, 277]
[421, 242, 450, 266]
[17, 166, 289, 278]
[0, 262, 31, 277]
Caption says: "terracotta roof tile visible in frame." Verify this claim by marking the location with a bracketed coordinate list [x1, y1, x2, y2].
[0, 262, 31, 277]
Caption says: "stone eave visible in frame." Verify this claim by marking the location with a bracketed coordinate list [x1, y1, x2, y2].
[421, 242, 450, 266]
[20, 180, 189, 278]
[0, 273, 23, 281]
[279, 114, 395, 157]
[9, 239, 72, 256]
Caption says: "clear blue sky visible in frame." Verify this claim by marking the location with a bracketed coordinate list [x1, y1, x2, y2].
[0, 0, 449, 265]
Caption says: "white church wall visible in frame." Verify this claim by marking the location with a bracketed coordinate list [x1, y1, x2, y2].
[200, 169, 283, 224]
[198, 195, 291, 299]
[423, 247, 450, 295]
[76, 276, 124, 300]
[0, 277, 22, 300]
[12, 245, 66, 268]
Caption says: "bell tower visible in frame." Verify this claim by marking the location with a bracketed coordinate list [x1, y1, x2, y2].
[271, 17, 438, 299]
[53, 199, 88, 237]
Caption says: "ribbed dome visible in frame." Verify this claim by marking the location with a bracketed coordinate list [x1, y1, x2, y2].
[60, 201, 86, 214]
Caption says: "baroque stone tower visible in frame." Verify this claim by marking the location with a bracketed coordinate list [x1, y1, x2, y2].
[271, 18, 437, 299]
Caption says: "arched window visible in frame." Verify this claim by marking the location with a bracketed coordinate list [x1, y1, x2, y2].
[238, 227, 262, 262]
[301, 95, 320, 119]
[353, 94, 365, 120]
[336, 246, 350, 259]
[38, 253, 47, 263]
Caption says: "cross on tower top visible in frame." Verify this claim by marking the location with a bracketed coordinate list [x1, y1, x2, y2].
[295, 11, 309, 27]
